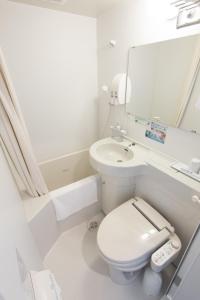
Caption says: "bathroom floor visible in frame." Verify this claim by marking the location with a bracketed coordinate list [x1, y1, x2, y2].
[44, 216, 162, 300]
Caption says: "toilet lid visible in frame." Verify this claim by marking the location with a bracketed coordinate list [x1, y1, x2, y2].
[97, 199, 170, 265]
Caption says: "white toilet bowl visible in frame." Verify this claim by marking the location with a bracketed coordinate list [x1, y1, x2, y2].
[97, 197, 181, 285]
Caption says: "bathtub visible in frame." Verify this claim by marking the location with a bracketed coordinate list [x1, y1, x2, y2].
[24, 148, 101, 259]
[39, 148, 95, 191]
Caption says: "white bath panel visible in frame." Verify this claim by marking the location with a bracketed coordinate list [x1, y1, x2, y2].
[24, 171, 101, 260]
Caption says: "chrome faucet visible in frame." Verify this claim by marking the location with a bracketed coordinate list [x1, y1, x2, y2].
[110, 123, 127, 142]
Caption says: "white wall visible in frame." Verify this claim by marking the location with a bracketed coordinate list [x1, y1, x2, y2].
[134, 168, 200, 259]
[0, 146, 42, 300]
[98, 0, 200, 164]
[0, 0, 98, 162]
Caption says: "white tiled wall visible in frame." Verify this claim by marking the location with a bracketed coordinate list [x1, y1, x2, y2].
[0, 0, 98, 162]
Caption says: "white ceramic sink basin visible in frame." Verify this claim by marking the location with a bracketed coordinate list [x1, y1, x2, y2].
[90, 138, 144, 177]
[96, 143, 134, 163]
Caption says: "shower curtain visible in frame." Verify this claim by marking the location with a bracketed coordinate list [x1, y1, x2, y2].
[0, 48, 48, 197]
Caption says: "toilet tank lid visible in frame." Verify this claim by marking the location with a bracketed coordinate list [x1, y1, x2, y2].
[133, 197, 175, 233]
[30, 270, 63, 300]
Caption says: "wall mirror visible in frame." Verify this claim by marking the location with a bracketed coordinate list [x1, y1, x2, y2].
[126, 34, 200, 134]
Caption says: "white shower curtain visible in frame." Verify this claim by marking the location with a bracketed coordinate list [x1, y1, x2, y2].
[0, 48, 48, 197]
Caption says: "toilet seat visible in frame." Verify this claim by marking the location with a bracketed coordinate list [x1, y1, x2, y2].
[97, 198, 173, 271]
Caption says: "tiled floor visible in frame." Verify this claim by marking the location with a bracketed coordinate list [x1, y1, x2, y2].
[44, 217, 162, 300]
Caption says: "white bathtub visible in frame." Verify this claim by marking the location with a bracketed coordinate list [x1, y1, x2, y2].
[24, 149, 101, 259]
[39, 149, 95, 191]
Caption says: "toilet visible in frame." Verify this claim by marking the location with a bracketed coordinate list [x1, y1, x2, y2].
[97, 197, 181, 287]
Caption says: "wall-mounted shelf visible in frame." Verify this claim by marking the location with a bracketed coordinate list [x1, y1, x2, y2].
[171, 162, 200, 182]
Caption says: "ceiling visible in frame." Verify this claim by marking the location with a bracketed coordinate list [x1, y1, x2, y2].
[9, 0, 121, 17]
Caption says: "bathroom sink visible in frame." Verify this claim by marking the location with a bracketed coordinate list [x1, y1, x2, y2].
[89, 138, 144, 177]
[96, 143, 134, 163]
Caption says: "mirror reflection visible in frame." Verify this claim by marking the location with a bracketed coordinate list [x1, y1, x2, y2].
[126, 34, 200, 133]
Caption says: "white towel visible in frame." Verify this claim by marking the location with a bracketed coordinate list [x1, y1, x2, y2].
[51, 175, 99, 221]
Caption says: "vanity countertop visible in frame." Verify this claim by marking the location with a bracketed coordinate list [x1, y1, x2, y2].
[95, 137, 200, 194]
[135, 140, 200, 193]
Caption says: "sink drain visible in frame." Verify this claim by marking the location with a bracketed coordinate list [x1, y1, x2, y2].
[117, 159, 123, 163]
